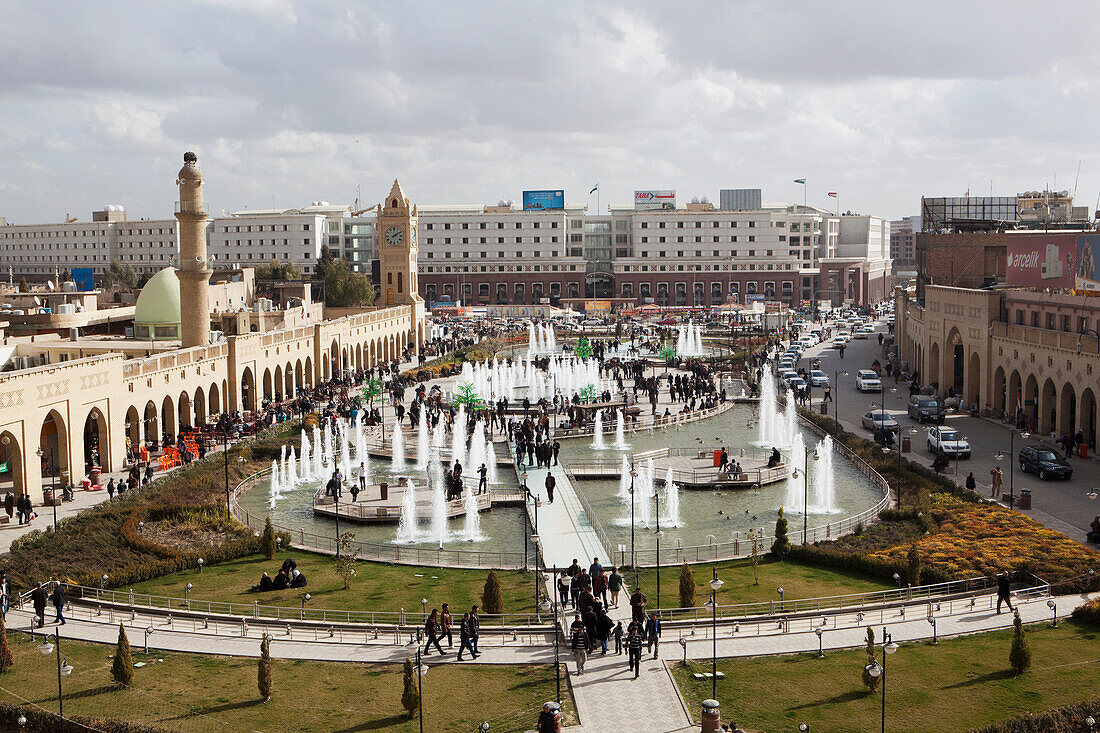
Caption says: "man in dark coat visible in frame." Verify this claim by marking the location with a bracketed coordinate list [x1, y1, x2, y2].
[31, 584, 47, 628]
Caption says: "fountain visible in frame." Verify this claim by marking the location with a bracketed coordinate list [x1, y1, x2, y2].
[810, 435, 839, 514]
[429, 457, 447, 548]
[591, 409, 605, 449]
[757, 370, 779, 447]
[463, 476, 482, 540]
[617, 455, 631, 499]
[451, 406, 467, 469]
[663, 467, 681, 527]
[396, 476, 420, 543]
[637, 459, 654, 528]
[391, 422, 406, 469]
[416, 410, 429, 470]
[676, 322, 705, 356]
[611, 409, 628, 449]
[269, 460, 282, 508]
[299, 430, 311, 482]
[785, 433, 807, 513]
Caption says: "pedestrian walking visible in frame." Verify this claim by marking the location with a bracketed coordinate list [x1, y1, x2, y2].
[469, 605, 481, 654]
[30, 583, 46, 628]
[965, 472, 976, 491]
[51, 583, 66, 625]
[545, 473, 555, 504]
[423, 608, 446, 656]
[557, 570, 570, 607]
[457, 611, 479, 660]
[629, 586, 647, 631]
[614, 621, 624, 654]
[645, 612, 661, 658]
[441, 602, 453, 648]
[996, 573, 1014, 614]
[990, 466, 1003, 498]
[552, 440, 561, 466]
[478, 463, 488, 494]
[627, 627, 643, 678]
[608, 567, 623, 607]
[570, 615, 589, 675]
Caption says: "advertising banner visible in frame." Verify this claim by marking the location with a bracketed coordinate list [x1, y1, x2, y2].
[1005, 234, 1076, 288]
[634, 190, 676, 210]
[72, 267, 94, 291]
[522, 190, 564, 211]
[1076, 235, 1100, 294]
[584, 300, 612, 313]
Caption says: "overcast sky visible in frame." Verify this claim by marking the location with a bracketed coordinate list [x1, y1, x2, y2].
[3, 0, 1100, 224]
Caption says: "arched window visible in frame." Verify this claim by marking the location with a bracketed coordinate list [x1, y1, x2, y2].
[392, 199, 398, 208]
[397, 272, 403, 292]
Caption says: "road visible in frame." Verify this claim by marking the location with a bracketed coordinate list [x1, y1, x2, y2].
[786, 316, 1100, 543]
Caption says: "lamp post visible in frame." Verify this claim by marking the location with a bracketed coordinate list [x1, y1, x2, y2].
[864, 628, 898, 733]
[996, 428, 1030, 509]
[705, 569, 724, 699]
[833, 370, 849, 425]
[629, 463, 638, 581]
[653, 489, 663, 611]
[222, 430, 231, 519]
[539, 590, 561, 706]
[37, 631, 73, 733]
[791, 445, 820, 544]
[522, 470, 529, 571]
[406, 630, 427, 733]
[35, 447, 59, 530]
[814, 626, 824, 657]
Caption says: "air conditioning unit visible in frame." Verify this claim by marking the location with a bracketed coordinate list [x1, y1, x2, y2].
[56, 303, 76, 315]
[124, 327, 134, 338]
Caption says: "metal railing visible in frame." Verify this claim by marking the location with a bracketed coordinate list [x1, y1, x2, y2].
[565, 446, 788, 487]
[549, 399, 735, 440]
[231, 468, 528, 569]
[60, 583, 552, 628]
[559, 463, 614, 561]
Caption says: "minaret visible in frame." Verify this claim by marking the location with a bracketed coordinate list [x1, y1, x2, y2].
[175, 152, 211, 348]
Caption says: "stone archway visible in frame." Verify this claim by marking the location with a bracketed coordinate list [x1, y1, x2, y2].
[1059, 383, 1077, 437]
[355, 344, 362, 370]
[304, 356, 313, 387]
[966, 351, 981, 408]
[1080, 387, 1096, 450]
[295, 360, 304, 392]
[193, 386, 206, 426]
[928, 341, 940, 393]
[285, 362, 294, 399]
[273, 365, 283, 402]
[322, 353, 330, 382]
[992, 366, 1007, 417]
[125, 405, 141, 452]
[144, 400, 159, 447]
[40, 409, 70, 484]
[1040, 377, 1057, 434]
[240, 367, 256, 413]
[330, 340, 340, 378]
[1024, 373, 1039, 427]
[209, 382, 221, 414]
[83, 407, 108, 472]
[262, 368, 273, 403]
[0, 430, 26, 498]
[178, 391, 192, 430]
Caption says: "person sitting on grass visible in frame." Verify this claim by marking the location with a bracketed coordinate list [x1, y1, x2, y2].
[271, 570, 290, 590]
[251, 572, 273, 592]
[289, 568, 308, 588]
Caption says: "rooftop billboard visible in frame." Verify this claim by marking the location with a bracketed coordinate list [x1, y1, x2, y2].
[1005, 234, 1076, 289]
[522, 190, 564, 211]
[634, 190, 676, 211]
[1077, 235, 1100, 294]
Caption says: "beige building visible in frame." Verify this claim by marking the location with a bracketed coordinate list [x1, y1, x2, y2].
[895, 285, 1099, 446]
[0, 154, 425, 501]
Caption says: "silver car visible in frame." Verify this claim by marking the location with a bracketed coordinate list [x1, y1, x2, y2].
[861, 410, 899, 433]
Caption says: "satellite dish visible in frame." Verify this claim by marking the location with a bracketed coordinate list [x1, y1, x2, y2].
[46, 281, 56, 292]
[33, 296, 40, 306]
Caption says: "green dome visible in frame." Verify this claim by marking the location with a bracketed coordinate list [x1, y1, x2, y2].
[134, 267, 181, 340]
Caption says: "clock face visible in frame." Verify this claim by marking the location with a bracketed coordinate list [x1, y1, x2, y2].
[385, 226, 404, 246]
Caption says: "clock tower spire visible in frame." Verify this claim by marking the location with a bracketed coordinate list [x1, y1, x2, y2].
[377, 179, 422, 309]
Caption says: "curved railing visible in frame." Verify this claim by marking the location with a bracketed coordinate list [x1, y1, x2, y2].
[231, 468, 528, 569]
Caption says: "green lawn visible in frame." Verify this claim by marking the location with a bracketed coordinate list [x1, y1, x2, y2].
[672, 620, 1100, 733]
[629, 557, 893, 610]
[124, 550, 538, 618]
[0, 633, 573, 732]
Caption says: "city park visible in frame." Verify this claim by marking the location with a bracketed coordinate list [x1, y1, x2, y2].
[1, 320, 1098, 732]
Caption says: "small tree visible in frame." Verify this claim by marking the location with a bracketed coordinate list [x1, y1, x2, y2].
[112, 624, 134, 687]
[578, 384, 599, 404]
[659, 345, 676, 364]
[452, 382, 486, 412]
[334, 531, 360, 590]
[575, 336, 593, 360]
[260, 516, 277, 560]
[906, 544, 921, 587]
[0, 613, 13, 673]
[482, 569, 504, 614]
[861, 627, 880, 693]
[401, 655, 419, 719]
[770, 507, 789, 558]
[1009, 610, 1031, 674]
[679, 562, 697, 608]
[748, 529, 762, 585]
[257, 634, 272, 702]
[361, 377, 383, 414]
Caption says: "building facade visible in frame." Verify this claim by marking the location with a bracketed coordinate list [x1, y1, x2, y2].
[889, 215, 919, 273]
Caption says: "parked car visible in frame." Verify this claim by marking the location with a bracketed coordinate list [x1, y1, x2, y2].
[926, 426, 971, 458]
[831, 336, 846, 349]
[861, 410, 899, 433]
[1018, 444, 1073, 480]
[788, 377, 807, 392]
[809, 370, 829, 387]
[908, 395, 945, 424]
[855, 369, 882, 392]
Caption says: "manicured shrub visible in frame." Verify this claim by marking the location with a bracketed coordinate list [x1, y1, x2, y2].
[1009, 610, 1031, 674]
[260, 516, 277, 560]
[481, 569, 503, 614]
[1070, 597, 1100, 625]
[679, 562, 696, 608]
[770, 507, 789, 559]
[401, 655, 419, 719]
[112, 624, 133, 688]
[861, 626, 879, 693]
[0, 613, 13, 673]
[258, 634, 272, 702]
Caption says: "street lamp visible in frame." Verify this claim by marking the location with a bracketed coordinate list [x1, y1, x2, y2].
[629, 463, 638, 581]
[833, 371, 849, 424]
[1047, 599, 1058, 627]
[706, 569, 724, 699]
[37, 631, 73, 732]
[653, 488, 663, 610]
[864, 628, 898, 733]
[814, 627, 824, 658]
[521, 471, 530, 571]
[539, 594, 560, 705]
[995, 429, 1030, 508]
[790, 446, 820, 544]
[405, 630, 427, 733]
[35, 447, 58, 530]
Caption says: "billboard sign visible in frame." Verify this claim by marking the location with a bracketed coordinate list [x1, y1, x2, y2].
[72, 267, 94, 291]
[1076, 235, 1100, 294]
[522, 190, 564, 211]
[1005, 234, 1076, 289]
[634, 190, 676, 211]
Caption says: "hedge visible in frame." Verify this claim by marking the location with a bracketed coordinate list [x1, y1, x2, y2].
[3, 423, 296, 591]
[0, 703, 168, 732]
[1070, 597, 1100, 625]
[967, 697, 1100, 733]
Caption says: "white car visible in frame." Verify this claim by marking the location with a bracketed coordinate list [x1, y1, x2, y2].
[855, 369, 882, 392]
[788, 377, 807, 392]
[778, 369, 798, 386]
[809, 370, 829, 386]
[581, 319, 602, 326]
[831, 336, 846, 348]
[927, 426, 971, 458]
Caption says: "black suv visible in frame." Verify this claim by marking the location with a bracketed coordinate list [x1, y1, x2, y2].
[907, 396, 945, 424]
[1018, 444, 1073, 480]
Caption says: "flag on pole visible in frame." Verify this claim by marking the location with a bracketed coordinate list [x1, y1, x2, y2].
[589, 184, 599, 194]
[793, 179, 806, 185]
[827, 192, 838, 198]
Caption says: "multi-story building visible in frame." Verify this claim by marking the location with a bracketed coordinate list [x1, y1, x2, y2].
[1, 188, 895, 307]
[890, 215, 919, 274]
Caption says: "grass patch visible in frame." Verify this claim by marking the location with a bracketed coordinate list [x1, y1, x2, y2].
[626, 557, 892, 610]
[125, 549, 538, 616]
[0, 633, 572, 732]
[671, 620, 1100, 733]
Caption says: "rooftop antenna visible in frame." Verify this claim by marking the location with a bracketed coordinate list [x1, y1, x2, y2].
[1073, 160, 1082, 200]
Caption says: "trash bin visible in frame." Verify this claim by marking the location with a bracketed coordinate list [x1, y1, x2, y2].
[820, 401, 828, 415]
[701, 699, 722, 733]
[379, 482, 388, 501]
[1018, 488, 1032, 510]
[1081, 444, 1088, 459]
[712, 450, 722, 467]
[901, 436, 911, 454]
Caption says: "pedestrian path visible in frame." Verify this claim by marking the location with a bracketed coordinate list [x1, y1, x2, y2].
[522, 460, 605, 570]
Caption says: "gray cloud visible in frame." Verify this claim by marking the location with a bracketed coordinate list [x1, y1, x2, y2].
[2, 0, 1100, 224]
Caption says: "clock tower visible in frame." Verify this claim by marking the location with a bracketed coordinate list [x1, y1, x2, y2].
[377, 179, 423, 309]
